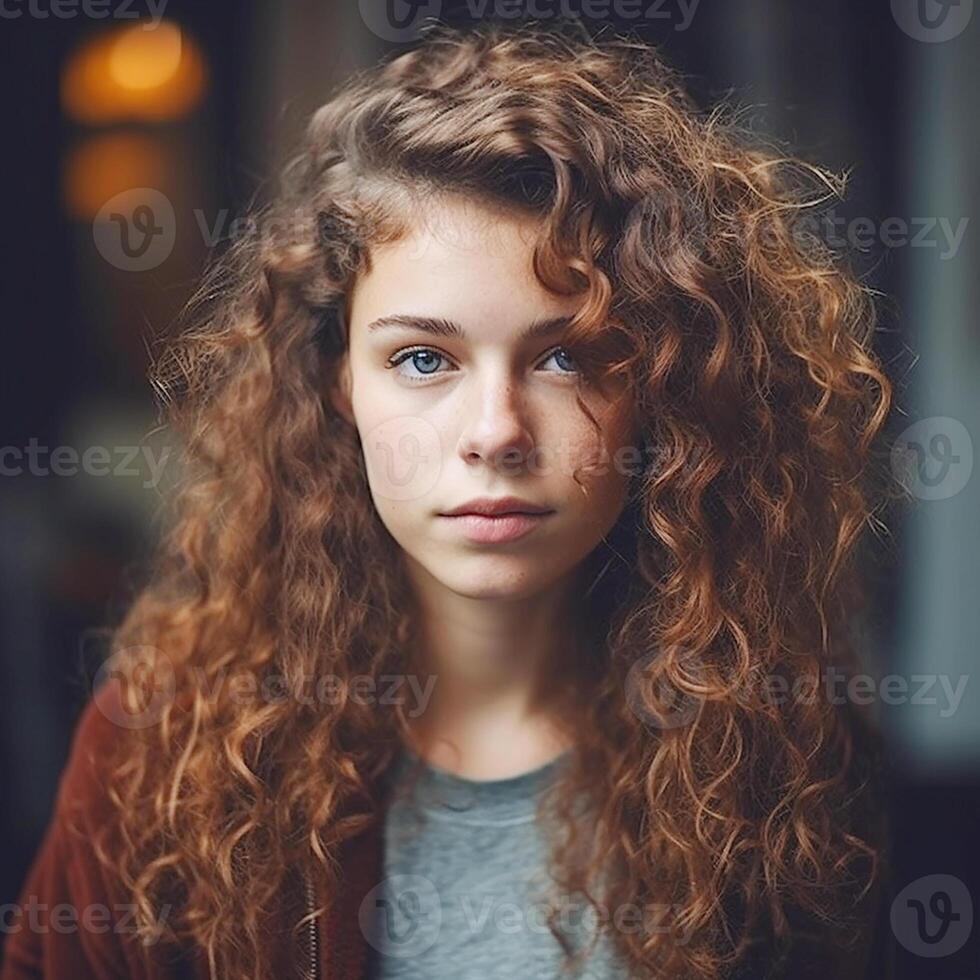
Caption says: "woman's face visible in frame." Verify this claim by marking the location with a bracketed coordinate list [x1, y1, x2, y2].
[332, 194, 637, 602]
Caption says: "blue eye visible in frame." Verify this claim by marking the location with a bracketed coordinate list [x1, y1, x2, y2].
[385, 346, 579, 383]
[541, 347, 578, 374]
[386, 347, 450, 380]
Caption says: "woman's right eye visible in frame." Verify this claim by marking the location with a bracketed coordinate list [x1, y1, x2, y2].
[385, 346, 454, 382]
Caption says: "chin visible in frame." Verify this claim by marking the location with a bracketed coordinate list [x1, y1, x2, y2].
[459, 581, 542, 601]
[433, 562, 550, 601]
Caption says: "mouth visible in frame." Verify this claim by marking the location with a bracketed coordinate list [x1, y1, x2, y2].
[437, 511, 554, 545]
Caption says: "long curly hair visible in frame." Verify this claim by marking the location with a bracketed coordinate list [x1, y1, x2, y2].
[93, 17, 901, 980]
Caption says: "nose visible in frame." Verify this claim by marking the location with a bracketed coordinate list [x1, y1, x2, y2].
[456, 369, 535, 470]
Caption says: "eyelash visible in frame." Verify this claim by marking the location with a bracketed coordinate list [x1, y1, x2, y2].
[385, 345, 580, 383]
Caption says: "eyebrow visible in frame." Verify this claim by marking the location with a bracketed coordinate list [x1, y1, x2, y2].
[365, 313, 574, 342]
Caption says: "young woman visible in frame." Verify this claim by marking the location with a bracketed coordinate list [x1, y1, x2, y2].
[3, 18, 899, 980]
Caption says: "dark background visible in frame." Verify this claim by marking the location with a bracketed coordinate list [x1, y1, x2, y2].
[1, 2, 977, 977]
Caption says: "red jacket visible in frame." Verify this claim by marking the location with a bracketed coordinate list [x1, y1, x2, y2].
[0, 679, 383, 980]
[1, 680, 892, 980]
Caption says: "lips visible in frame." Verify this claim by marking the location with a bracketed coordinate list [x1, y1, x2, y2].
[439, 495, 554, 518]
[438, 511, 552, 544]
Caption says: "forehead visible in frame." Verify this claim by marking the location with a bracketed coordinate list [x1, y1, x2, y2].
[347, 195, 582, 339]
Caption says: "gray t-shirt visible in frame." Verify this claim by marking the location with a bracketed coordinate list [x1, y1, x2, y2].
[364, 748, 630, 979]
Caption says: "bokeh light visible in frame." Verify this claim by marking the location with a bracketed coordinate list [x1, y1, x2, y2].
[61, 21, 206, 123]
[62, 133, 169, 221]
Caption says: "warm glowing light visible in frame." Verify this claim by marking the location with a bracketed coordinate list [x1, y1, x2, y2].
[61, 21, 206, 123]
[108, 22, 184, 92]
[63, 133, 168, 220]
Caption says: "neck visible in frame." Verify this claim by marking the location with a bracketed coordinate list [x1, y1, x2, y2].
[400, 555, 592, 779]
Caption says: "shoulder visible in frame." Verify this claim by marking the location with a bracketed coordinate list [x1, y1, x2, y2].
[1, 678, 201, 980]
[54, 677, 133, 832]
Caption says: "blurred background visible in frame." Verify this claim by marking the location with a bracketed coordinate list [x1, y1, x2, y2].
[0, 1, 977, 976]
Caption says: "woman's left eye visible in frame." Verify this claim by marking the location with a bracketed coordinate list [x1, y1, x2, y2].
[386, 347, 449, 380]
[385, 346, 579, 382]
[540, 347, 578, 374]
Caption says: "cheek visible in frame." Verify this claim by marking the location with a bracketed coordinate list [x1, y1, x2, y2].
[542, 404, 634, 492]
[356, 408, 446, 509]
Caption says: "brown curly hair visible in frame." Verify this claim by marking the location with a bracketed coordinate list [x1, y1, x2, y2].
[94, 17, 900, 980]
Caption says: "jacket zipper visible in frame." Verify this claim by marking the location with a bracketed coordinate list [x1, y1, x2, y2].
[303, 868, 319, 980]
